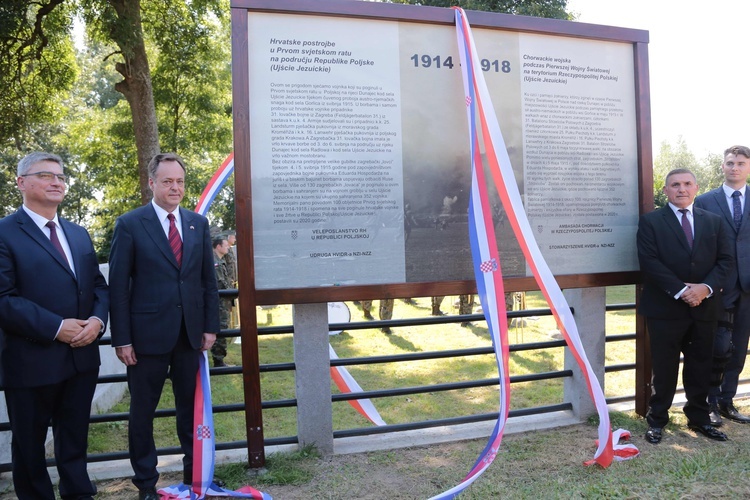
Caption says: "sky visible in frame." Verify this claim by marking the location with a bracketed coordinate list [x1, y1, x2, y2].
[567, 0, 750, 159]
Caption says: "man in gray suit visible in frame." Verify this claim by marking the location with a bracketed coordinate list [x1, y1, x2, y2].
[695, 145, 750, 425]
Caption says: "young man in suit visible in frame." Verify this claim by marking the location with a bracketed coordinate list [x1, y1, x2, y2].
[0, 152, 109, 499]
[637, 168, 734, 444]
[109, 153, 219, 500]
[695, 145, 750, 425]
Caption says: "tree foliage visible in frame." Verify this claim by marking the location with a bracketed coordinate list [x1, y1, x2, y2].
[0, 1, 77, 148]
[391, 0, 570, 19]
[652, 138, 723, 209]
[1, 0, 234, 256]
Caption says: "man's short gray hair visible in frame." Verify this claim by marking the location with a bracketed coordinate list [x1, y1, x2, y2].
[17, 152, 64, 176]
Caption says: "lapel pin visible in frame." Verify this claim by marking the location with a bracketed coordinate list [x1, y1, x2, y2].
[190, 225, 195, 230]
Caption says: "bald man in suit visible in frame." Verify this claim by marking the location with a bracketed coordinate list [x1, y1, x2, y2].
[109, 153, 219, 500]
[0, 152, 108, 499]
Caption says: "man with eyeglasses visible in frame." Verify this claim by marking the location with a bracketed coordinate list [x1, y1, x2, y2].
[0, 152, 109, 499]
[109, 153, 219, 499]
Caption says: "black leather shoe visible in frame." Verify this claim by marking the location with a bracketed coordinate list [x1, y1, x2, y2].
[687, 423, 728, 441]
[644, 427, 662, 444]
[719, 403, 750, 423]
[138, 487, 159, 500]
[709, 404, 723, 427]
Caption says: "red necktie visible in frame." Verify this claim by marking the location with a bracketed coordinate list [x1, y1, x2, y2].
[46, 221, 70, 266]
[167, 213, 182, 267]
[679, 209, 693, 248]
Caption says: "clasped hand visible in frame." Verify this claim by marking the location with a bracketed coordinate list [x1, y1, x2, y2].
[57, 318, 99, 348]
[681, 283, 709, 307]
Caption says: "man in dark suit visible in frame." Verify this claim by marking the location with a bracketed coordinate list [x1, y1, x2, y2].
[109, 153, 219, 500]
[0, 152, 109, 499]
[638, 168, 734, 444]
[695, 145, 750, 425]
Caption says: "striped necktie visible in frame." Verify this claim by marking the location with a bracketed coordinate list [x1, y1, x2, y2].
[167, 213, 182, 267]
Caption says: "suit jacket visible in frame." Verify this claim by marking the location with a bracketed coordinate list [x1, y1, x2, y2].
[0, 207, 109, 388]
[637, 205, 735, 321]
[108, 204, 219, 354]
[695, 187, 750, 307]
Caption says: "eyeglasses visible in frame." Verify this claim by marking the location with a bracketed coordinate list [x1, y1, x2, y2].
[20, 171, 67, 184]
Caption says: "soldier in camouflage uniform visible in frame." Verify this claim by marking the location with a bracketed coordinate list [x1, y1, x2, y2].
[224, 232, 238, 326]
[360, 300, 374, 320]
[431, 296, 445, 316]
[224, 232, 238, 286]
[459, 294, 474, 327]
[359, 299, 394, 333]
[379, 299, 394, 334]
[212, 236, 232, 367]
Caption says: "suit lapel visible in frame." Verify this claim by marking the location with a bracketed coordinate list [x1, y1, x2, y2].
[712, 188, 735, 230]
[180, 208, 196, 268]
[58, 218, 81, 280]
[140, 204, 180, 269]
[692, 208, 704, 250]
[15, 208, 75, 277]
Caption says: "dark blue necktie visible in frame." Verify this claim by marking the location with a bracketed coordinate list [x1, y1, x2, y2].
[732, 190, 742, 231]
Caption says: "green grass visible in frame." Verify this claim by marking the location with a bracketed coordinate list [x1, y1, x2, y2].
[216, 445, 321, 487]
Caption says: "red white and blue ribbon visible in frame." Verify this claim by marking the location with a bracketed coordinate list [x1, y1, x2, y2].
[329, 344, 387, 426]
[158, 353, 272, 499]
[429, 9, 639, 498]
[195, 152, 235, 217]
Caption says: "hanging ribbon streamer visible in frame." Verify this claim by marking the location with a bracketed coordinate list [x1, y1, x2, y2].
[329, 344, 388, 426]
[158, 354, 272, 499]
[446, 10, 637, 488]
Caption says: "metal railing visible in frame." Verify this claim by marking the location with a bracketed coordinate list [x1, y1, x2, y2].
[0, 298, 666, 473]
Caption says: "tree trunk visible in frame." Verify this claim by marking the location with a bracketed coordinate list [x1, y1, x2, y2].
[108, 0, 160, 206]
